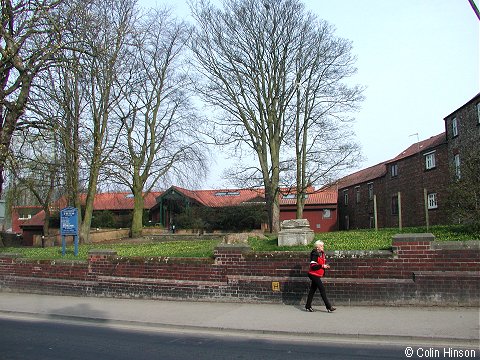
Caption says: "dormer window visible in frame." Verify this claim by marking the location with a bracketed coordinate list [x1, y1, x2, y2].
[452, 117, 458, 137]
[214, 191, 240, 196]
[424, 151, 436, 170]
[391, 163, 398, 177]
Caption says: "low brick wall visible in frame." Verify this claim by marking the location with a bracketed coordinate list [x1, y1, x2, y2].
[0, 234, 478, 306]
[32, 229, 131, 247]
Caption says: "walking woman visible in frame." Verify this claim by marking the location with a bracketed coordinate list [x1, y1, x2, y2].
[305, 240, 336, 312]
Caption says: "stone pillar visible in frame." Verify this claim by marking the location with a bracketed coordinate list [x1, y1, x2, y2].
[277, 219, 314, 246]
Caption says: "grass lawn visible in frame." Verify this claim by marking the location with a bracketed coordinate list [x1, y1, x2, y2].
[249, 225, 479, 252]
[0, 225, 477, 261]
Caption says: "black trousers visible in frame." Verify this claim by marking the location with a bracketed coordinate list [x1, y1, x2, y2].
[305, 274, 332, 310]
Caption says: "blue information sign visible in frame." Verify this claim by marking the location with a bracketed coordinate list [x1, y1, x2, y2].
[61, 207, 78, 236]
[60, 207, 79, 256]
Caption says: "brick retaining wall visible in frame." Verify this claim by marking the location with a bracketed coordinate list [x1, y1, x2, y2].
[0, 234, 478, 306]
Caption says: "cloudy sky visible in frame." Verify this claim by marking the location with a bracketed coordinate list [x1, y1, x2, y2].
[140, 0, 479, 188]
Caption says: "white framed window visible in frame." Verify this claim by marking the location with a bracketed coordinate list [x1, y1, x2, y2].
[355, 186, 360, 203]
[343, 190, 349, 205]
[391, 163, 398, 177]
[427, 192, 438, 209]
[454, 154, 461, 179]
[18, 214, 32, 220]
[477, 103, 480, 124]
[452, 117, 458, 137]
[367, 183, 374, 200]
[424, 151, 436, 170]
[215, 191, 240, 196]
[323, 209, 331, 219]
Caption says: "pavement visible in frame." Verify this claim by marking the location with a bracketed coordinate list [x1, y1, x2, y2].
[0, 292, 478, 347]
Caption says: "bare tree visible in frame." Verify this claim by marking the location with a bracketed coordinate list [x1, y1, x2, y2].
[190, 0, 292, 233]
[0, 0, 73, 196]
[8, 123, 61, 243]
[75, 0, 135, 243]
[109, 8, 207, 237]
[287, 20, 363, 218]
[190, 0, 362, 231]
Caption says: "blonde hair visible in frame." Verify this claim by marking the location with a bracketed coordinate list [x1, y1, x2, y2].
[314, 240, 324, 247]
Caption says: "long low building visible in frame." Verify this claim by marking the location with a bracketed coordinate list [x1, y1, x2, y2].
[149, 185, 338, 233]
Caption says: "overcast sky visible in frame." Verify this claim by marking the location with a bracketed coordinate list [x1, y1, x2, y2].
[140, 0, 479, 189]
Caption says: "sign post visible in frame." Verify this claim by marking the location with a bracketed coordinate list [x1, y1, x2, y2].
[60, 207, 79, 256]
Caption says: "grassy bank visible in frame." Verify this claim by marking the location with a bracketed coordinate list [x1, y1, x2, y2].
[0, 225, 477, 261]
[250, 225, 479, 252]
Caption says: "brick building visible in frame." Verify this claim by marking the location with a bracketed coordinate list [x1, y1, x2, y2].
[335, 93, 480, 230]
[150, 185, 338, 233]
[443, 92, 480, 180]
[335, 133, 449, 230]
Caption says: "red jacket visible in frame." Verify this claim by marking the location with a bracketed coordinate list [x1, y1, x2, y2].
[308, 249, 326, 277]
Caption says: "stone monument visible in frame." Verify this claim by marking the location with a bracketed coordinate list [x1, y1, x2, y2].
[277, 219, 314, 246]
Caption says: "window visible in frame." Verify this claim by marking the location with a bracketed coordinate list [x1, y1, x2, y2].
[424, 151, 436, 170]
[215, 191, 240, 196]
[282, 193, 308, 199]
[452, 117, 458, 137]
[477, 103, 480, 124]
[323, 209, 331, 219]
[343, 190, 349, 205]
[390, 163, 398, 177]
[391, 194, 399, 215]
[454, 154, 461, 179]
[18, 214, 32, 220]
[355, 186, 360, 203]
[367, 183, 374, 200]
[427, 192, 438, 209]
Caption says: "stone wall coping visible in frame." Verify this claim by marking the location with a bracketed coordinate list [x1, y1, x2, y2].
[431, 240, 480, 250]
[329, 250, 393, 258]
[245, 250, 393, 260]
[392, 233, 435, 242]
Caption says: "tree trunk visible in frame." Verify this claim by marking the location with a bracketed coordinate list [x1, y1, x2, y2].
[80, 164, 100, 244]
[42, 207, 50, 247]
[130, 191, 144, 238]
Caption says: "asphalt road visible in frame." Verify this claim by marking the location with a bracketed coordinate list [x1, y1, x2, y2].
[1, 315, 474, 360]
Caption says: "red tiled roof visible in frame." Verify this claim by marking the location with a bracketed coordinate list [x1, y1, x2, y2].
[166, 186, 263, 207]
[20, 210, 45, 228]
[165, 185, 337, 207]
[91, 192, 161, 210]
[20, 192, 162, 228]
[279, 189, 337, 205]
[53, 192, 162, 211]
[334, 162, 387, 190]
[387, 133, 446, 163]
[334, 132, 446, 190]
